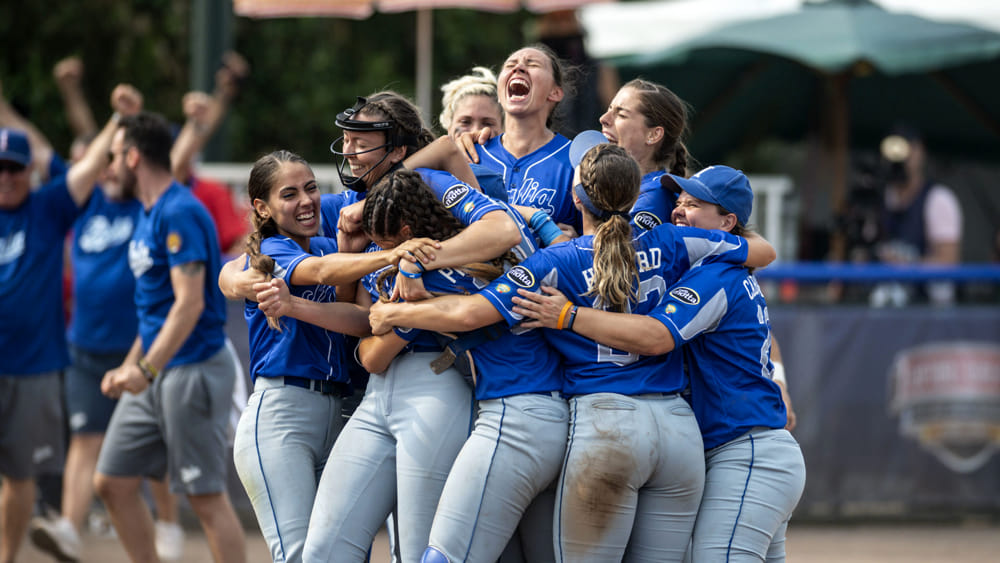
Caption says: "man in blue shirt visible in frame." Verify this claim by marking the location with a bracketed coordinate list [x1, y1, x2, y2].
[0, 84, 133, 563]
[93, 112, 245, 563]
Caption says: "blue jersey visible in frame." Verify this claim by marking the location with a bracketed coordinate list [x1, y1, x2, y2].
[481, 225, 748, 396]
[68, 189, 142, 352]
[417, 204, 560, 400]
[245, 236, 349, 384]
[0, 176, 80, 375]
[128, 183, 226, 367]
[475, 134, 579, 230]
[630, 170, 677, 233]
[650, 264, 786, 449]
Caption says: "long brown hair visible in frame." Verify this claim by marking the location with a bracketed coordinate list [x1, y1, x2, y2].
[578, 144, 641, 312]
[243, 150, 311, 329]
[623, 78, 692, 176]
[362, 169, 516, 299]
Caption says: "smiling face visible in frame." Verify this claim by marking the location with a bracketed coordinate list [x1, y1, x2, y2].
[599, 86, 661, 172]
[253, 161, 320, 248]
[498, 47, 563, 119]
[341, 112, 406, 187]
[671, 191, 736, 232]
[449, 94, 503, 139]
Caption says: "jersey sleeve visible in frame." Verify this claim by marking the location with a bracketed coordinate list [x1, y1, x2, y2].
[161, 200, 214, 268]
[649, 265, 731, 348]
[479, 251, 552, 327]
[260, 236, 313, 283]
[669, 225, 749, 267]
[416, 167, 503, 225]
[924, 185, 962, 243]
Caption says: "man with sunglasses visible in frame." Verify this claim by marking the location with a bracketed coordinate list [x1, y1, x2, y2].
[0, 84, 138, 563]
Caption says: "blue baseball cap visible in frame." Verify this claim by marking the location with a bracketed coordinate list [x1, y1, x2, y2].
[661, 165, 753, 225]
[0, 128, 30, 166]
[569, 130, 610, 167]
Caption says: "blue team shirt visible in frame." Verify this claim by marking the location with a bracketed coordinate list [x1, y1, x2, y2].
[68, 189, 142, 352]
[650, 264, 787, 449]
[128, 183, 226, 367]
[630, 170, 677, 233]
[475, 134, 579, 230]
[480, 225, 749, 396]
[0, 176, 80, 374]
[245, 235, 349, 384]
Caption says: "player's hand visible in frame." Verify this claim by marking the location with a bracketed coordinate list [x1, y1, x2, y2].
[392, 237, 440, 267]
[455, 128, 493, 164]
[182, 91, 213, 124]
[368, 300, 397, 336]
[776, 380, 797, 431]
[101, 364, 149, 399]
[111, 84, 143, 117]
[393, 269, 433, 302]
[53, 56, 84, 87]
[557, 223, 578, 240]
[254, 278, 292, 319]
[512, 286, 569, 329]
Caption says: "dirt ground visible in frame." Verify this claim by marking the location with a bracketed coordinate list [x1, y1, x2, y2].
[15, 521, 1000, 562]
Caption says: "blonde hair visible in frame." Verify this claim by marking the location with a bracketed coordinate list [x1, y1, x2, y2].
[438, 66, 502, 133]
[578, 144, 641, 312]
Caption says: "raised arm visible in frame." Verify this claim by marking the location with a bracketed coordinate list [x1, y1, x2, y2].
[66, 84, 143, 207]
[403, 136, 479, 189]
[53, 56, 98, 140]
[0, 78, 55, 177]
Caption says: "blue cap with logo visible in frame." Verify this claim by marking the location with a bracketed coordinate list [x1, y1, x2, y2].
[661, 165, 753, 225]
[0, 128, 31, 167]
[569, 130, 610, 167]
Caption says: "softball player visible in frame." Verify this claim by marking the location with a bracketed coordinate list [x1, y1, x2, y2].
[516, 166, 803, 562]
[231, 151, 374, 563]
[472, 45, 580, 231]
[596, 79, 692, 233]
[302, 167, 516, 563]
[363, 173, 568, 563]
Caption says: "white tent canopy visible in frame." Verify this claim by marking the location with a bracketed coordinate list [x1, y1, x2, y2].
[579, 0, 1000, 61]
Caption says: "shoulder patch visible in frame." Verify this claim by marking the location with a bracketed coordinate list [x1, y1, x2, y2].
[669, 286, 699, 305]
[462, 201, 476, 214]
[505, 265, 535, 288]
[442, 184, 471, 209]
[166, 232, 183, 254]
[664, 303, 677, 314]
[633, 211, 662, 231]
[494, 283, 512, 294]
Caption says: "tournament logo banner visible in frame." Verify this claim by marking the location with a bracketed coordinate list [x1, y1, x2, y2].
[889, 341, 1000, 474]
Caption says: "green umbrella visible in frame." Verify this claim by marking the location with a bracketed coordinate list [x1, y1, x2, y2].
[590, 0, 1000, 214]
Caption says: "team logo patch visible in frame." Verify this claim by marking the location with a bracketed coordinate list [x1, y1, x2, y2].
[494, 283, 512, 294]
[463, 201, 476, 214]
[166, 232, 183, 254]
[669, 287, 699, 305]
[442, 184, 470, 209]
[633, 211, 662, 231]
[506, 265, 535, 288]
[664, 303, 677, 314]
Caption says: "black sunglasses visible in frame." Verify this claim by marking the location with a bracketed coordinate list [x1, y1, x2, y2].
[0, 161, 26, 174]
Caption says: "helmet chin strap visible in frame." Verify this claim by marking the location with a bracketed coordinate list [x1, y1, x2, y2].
[329, 96, 418, 192]
[330, 138, 394, 193]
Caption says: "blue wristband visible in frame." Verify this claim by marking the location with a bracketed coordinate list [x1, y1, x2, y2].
[529, 210, 562, 246]
[398, 267, 422, 279]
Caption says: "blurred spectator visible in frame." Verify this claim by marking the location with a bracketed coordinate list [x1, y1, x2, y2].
[871, 125, 963, 306]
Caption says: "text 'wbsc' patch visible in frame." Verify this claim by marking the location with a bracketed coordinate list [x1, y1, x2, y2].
[669, 287, 699, 305]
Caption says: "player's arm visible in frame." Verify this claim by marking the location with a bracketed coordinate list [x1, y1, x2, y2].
[286, 237, 440, 287]
[403, 136, 480, 189]
[368, 294, 501, 336]
[513, 286, 676, 356]
[143, 261, 207, 372]
[218, 253, 268, 301]
[743, 231, 777, 269]
[357, 331, 410, 374]
[771, 335, 797, 431]
[254, 278, 371, 337]
[67, 84, 142, 207]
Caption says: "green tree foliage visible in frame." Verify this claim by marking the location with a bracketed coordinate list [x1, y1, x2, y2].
[2, 3, 532, 163]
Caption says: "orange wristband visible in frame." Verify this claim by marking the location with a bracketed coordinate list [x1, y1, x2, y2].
[556, 301, 573, 330]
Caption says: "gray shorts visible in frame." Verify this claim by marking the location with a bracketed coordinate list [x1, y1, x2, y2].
[0, 372, 66, 479]
[65, 344, 126, 434]
[96, 346, 236, 495]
